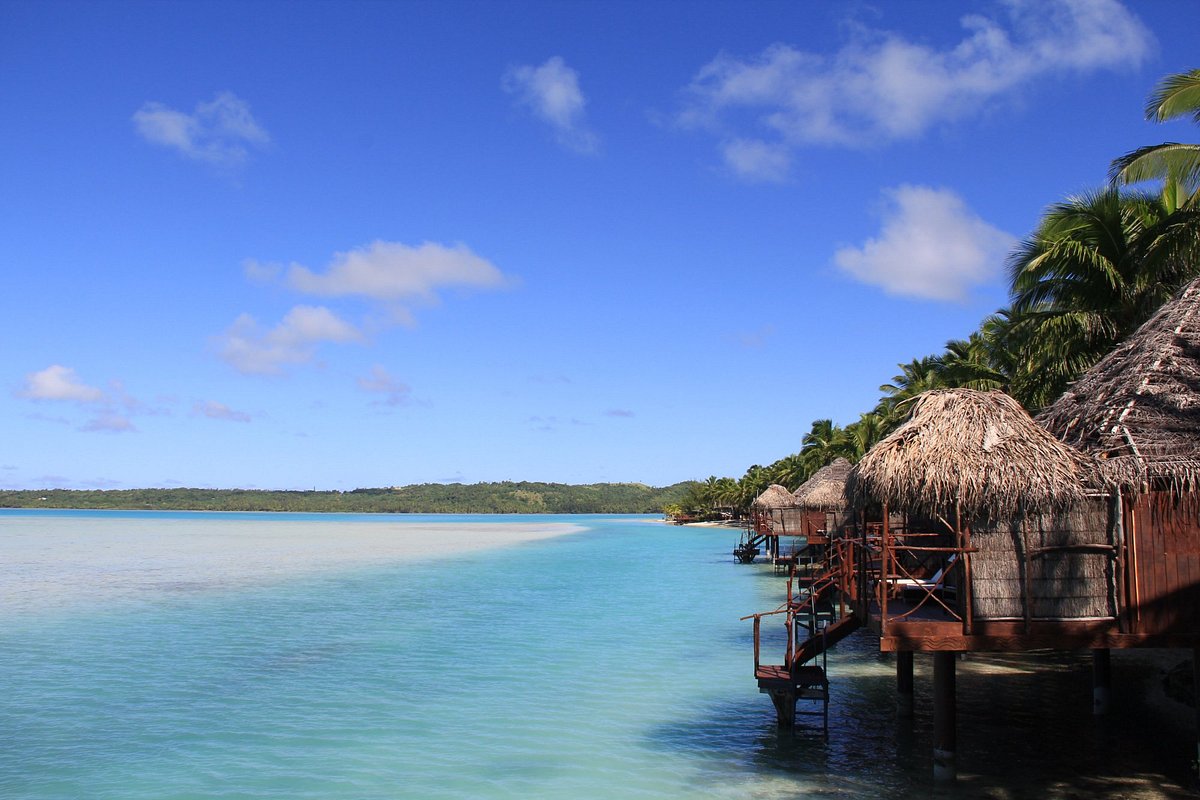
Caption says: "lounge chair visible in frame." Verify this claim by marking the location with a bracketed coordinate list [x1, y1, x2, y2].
[890, 553, 959, 601]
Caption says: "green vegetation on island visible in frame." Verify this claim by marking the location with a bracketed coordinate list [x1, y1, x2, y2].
[0, 482, 696, 515]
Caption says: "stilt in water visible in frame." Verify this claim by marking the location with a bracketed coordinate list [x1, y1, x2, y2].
[1092, 648, 1111, 716]
[896, 650, 914, 718]
[769, 689, 796, 729]
[933, 651, 957, 783]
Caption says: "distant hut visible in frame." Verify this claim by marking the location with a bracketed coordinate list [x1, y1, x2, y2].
[746, 483, 802, 561]
[1040, 276, 1200, 635]
[753, 483, 799, 510]
[751, 483, 804, 536]
[792, 457, 853, 544]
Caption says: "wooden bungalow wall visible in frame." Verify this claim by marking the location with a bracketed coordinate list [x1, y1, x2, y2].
[799, 509, 846, 540]
[970, 499, 1114, 621]
[1130, 492, 1200, 634]
[769, 507, 806, 535]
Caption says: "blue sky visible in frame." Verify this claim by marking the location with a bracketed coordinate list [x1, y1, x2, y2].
[2, 0, 1196, 490]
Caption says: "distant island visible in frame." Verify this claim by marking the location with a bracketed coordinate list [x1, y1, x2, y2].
[0, 482, 697, 515]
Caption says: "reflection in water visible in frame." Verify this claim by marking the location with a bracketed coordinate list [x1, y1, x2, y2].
[651, 632, 1197, 798]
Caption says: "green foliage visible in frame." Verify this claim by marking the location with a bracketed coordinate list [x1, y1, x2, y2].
[0, 481, 696, 515]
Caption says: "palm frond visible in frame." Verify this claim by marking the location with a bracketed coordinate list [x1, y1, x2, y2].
[1111, 143, 1200, 190]
[1144, 68, 1200, 124]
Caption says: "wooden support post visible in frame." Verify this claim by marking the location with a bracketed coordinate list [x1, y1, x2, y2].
[770, 689, 796, 729]
[897, 650, 914, 718]
[1092, 648, 1112, 716]
[933, 651, 957, 782]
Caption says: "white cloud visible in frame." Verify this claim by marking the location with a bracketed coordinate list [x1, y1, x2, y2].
[19, 366, 145, 433]
[218, 305, 363, 375]
[721, 139, 791, 182]
[223, 241, 507, 375]
[133, 91, 269, 165]
[20, 365, 105, 402]
[285, 240, 507, 304]
[243, 258, 282, 283]
[503, 56, 600, 154]
[833, 185, 1015, 301]
[679, 0, 1153, 179]
[82, 413, 136, 434]
[357, 365, 412, 406]
[194, 400, 251, 422]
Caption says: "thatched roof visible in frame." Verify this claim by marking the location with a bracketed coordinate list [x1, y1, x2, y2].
[752, 483, 799, 510]
[794, 458, 852, 510]
[847, 389, 1099, 519]
[1039, 276, 1200, 493]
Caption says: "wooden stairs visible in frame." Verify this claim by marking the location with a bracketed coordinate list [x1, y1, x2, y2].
[747, 555, 863, 731]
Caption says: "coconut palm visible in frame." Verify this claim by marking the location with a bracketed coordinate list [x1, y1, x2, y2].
[767, 452, 810, 491]
[936, 331, 1009, 393]
[842, 411, 888, 460]
[875, 356, 945, 425]
[1111, 68, 1200, 210]
[799, 418, 848, 473]
[736, 465, 772, 510]
[1005, 187, 1183, 411]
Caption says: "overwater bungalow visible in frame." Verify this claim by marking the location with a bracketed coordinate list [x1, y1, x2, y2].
[749, 389, 1139, 777]
[791, 457, 853, 550]
[1038, 276, 1200, 642]
[747, 277, 1200, 780]
[739, 484, 803, 564]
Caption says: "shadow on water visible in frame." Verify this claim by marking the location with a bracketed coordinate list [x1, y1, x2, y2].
[646, 633, 1200, 799]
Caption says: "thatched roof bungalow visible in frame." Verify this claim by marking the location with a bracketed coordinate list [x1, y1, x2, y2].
[792, 457, 853, 542]
[846, 389, 1119, 647]
[751, 483, 805, 537]
[1040, 276, 1200, 638]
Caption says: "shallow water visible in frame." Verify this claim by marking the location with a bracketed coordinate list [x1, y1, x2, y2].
[0, 511, 1195, 798]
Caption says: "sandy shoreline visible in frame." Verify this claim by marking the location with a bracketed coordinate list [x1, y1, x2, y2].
[0, 515, 584, 615]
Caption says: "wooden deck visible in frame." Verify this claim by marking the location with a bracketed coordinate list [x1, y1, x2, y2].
[865, 597, 1200, 651]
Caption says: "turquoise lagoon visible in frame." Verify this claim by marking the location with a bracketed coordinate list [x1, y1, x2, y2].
[0, 510, 1193, 798]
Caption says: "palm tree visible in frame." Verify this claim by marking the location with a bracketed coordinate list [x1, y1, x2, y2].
[1109, 68, 1200, 294]
[1111, 68, 1200, 211]
[713, 476, 740, 511]
[799, 418, 847, 473]
[768, 453, 810, 491]
[736, 465, 771, 510]
[936, 331, 1009, 392]
[1005, 187, 1182, 410]
[875, 356, 944, 425]
[842, 411, 887, 460]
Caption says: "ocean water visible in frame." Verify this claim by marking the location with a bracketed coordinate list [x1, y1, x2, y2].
[0, 511, 1195, 799]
